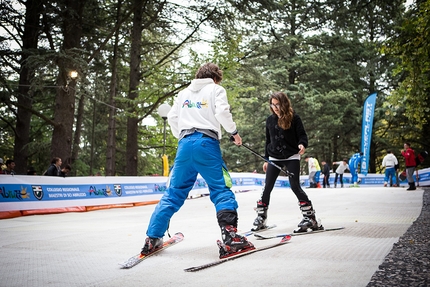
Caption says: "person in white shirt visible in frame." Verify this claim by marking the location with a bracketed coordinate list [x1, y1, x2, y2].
[304, 156, 320, 188]
[332, 159, 349, 188]
[382, 150, 399, 187]
[141, 63, 254, 259]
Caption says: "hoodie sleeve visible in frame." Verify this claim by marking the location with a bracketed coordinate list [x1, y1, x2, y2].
[213, 85, 237, 134]
[167, 92, 181, 138]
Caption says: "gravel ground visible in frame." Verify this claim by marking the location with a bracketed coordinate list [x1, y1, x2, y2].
[367, 188, 430, 287]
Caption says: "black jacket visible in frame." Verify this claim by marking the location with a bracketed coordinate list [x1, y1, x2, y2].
[45, 164, 60, 176]
[322, 163, 331, 176]
[265, 113, 308, 159]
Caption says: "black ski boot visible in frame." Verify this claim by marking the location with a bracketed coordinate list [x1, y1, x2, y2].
[141, 237, 163, 255]
[251, 200, 268, 231]
[294, 201, 323, 233]
[217, 225, 255, 258]
[407, 182, 416, 190]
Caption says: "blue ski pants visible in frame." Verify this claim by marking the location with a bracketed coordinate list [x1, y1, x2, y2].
[146, 132, 238, 238]
[384, 167, 396, 184]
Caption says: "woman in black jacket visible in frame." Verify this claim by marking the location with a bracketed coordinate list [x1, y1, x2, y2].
[44, 157, 62, 176]
[252, 91, 324, 233]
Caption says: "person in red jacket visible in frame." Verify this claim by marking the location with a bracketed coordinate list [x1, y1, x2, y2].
[401, 142, 416, 190]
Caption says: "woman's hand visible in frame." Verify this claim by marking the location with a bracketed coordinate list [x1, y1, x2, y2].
[298, 144, 305, 155]
[263, 162, 268, 172]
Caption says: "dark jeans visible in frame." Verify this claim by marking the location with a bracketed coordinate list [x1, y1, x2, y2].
[260, 159, 310, 206]
[323, 174, 330, 187]
[334, 173, 343, 184]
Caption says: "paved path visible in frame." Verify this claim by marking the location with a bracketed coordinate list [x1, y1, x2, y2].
[0, 187, 424, 287]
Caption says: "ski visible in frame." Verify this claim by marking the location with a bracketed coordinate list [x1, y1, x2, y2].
[240, 224, 277, 236]
[119, 232, 184, 269]
[254, 227, 345, 240]
[183, 234, 291, 272]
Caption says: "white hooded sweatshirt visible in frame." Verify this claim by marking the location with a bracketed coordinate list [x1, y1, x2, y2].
[382, 153, 398, 168]
[167, 78, 236, 140]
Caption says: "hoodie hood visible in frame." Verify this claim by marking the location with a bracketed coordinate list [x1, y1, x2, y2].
[187, 78, 215, 92]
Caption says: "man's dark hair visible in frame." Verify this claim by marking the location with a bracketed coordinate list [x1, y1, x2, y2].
[195, 63, 223, 83]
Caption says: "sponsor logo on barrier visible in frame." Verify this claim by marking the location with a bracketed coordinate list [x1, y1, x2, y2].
[114, 184, 122, 196]
[88, 185, 114, 197]
[154, 184, 167, 192]
[32, 185, 43, 200]
[0, 186, 31, 200]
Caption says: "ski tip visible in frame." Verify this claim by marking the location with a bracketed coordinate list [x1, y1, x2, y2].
[280, 234, 292, 243]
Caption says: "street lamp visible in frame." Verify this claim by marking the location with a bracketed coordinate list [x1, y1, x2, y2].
[157, 103, 171, 176]
[69, 70, 78, 80]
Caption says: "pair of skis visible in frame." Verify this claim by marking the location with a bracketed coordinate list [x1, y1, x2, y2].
[118, 225, 276, 269]
[119, 226, 344, 271]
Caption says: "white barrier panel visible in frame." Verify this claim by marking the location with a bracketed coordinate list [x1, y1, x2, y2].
[1, 169, 429, 213]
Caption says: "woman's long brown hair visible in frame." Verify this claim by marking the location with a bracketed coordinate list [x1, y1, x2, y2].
[269, 92, 294, 130]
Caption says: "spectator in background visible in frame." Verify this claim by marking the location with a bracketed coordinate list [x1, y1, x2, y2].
[59, 164, 72, 177]
[401, 142, 416, 190]
[44, 157, 62, 176]
[332, 159, 349, 188]
[382, 150, 398, 187]
[348, 152, 363, 187]
[3, 159, 16, 175]
[0, 158, 4, 174]
[304, 156, 320, 188]
[27, 166, 37, 175]
[321, 160, 331, 188]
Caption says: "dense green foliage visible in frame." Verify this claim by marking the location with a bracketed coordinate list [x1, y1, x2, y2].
[0, 0, 429, 176]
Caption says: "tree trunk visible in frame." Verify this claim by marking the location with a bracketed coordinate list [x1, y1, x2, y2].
[51, 0, 85, 165]
[125, 0, 143, 176]
[14, 0, 43, 175]
[106, 0, 123, 176]
[71, 83, 86, 175]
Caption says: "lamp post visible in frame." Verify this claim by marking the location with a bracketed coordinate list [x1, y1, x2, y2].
[157, 104, 171, 175]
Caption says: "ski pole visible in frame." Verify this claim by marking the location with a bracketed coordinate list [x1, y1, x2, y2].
[230, 136, 294, 177]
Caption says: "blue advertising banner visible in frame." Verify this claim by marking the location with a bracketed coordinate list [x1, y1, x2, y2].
[360, 93, 377, 175]
[2, 169, 430, 214]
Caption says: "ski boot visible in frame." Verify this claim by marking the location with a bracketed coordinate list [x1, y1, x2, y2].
[217, 225, 255, 259]
[251, 200, 268, 231]
[294, 201, 323, 233]
[141, 237, 163, 255]
[407, 182, 416, 190]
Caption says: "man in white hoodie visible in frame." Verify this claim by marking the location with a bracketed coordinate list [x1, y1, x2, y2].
[141, 63, 254, 259]
[382, 150, 399, 187]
